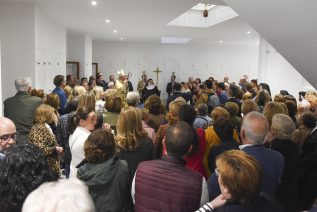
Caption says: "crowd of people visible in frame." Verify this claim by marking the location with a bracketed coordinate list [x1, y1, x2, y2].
[0, 72, 317, 212]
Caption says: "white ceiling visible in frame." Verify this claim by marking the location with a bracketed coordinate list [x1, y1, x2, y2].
[0, 0, 259, 45]
[223, 0, 317, 88]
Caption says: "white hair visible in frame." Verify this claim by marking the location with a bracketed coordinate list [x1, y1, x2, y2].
[108, 81, 115, 88]
[73, 86, 87, 97]
[15, 77, 32, 92]
[298, 99, 311, 112]
[126, 91, 140, 105]
[22, 178, 95, 212]
[271, 114, 295, 140]
[241, 111, 269, 145]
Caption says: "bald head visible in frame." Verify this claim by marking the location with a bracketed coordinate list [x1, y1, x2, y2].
[0, 117, 16, 153]
[241, 112, 269, 145]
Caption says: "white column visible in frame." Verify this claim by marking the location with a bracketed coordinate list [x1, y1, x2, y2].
[84, 35, 92, 77]
[257, 37, 269, 83]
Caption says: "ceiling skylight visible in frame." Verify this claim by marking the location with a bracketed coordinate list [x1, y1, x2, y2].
[168, 4, 238, 28]
[161, 37, 191, 44]
[191, 3, 216, 11]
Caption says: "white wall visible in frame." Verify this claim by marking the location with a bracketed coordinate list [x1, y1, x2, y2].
[92, 41, 259, 100]
[35, 6, 66, 93]
[67, 34, 85, 77]
[67, 34, 92, 79]
[0, 2, 35, 100]
[258, 38, 314, 98]
[224, 0, 317, 89]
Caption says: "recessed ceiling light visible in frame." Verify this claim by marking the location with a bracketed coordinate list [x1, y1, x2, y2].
[219, 40, 223, 44]
[247, 31, 251, 34]
[120, 37, 124, 40]
[91, 1, 97, 6]
[113, 30, 117, 33]
[105, 19, 110, 23]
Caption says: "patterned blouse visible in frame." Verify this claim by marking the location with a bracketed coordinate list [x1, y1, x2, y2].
[29, 123, 60, 176]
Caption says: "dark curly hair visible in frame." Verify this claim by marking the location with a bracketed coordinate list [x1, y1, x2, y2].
[84, 129, 115, 163]
[0, 144, 57, 212]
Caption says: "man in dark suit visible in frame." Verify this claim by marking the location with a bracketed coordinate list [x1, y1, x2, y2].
[208, 112, 284, 200]
[4, 77, 42, 144]
[166, 82, 192, 111]
[166, 74, 176, 97]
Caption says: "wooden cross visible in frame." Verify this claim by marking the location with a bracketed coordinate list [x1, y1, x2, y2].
[153, 67, 162, 86]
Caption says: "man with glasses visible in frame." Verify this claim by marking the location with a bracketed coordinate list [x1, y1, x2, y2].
[0, 117, 16, 159]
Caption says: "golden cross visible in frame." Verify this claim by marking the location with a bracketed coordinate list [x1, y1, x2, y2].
[153, 67, 162, 86]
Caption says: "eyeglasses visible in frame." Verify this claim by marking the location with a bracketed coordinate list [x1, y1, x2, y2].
[215, 168, 220, 177]
[0, 133, 17, 143]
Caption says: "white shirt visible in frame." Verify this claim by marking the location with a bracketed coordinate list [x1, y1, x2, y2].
[44, 123, 53, 134]
[69, 126, 91, 178]
[239, 144, 254, 150]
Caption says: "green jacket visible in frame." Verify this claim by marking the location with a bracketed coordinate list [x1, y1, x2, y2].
[77, 156, 134, 212]
[4, 91, 42, 144]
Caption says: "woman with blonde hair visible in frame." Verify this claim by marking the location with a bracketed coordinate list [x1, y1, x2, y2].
[155, 98, 186, 158]
[263, 101, 288, 143]
[77, 92, 96, 110]
[197, 150, 282, 212]
[263, 101, 288, 126]
[204, 106, 240, 177]
[63, 85, 73, 101]
[103, 97, 122, 133]
[29, 104, 63, 176]
[93, 86, 105, 113]
[45, 93, 60, 114]
[264, 114, 299, 212]
[241, 99, 259, 116]
[72, 85, 87, 97]
[116, 106, 155, 177]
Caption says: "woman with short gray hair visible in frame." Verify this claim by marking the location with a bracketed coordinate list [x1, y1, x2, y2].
[265, 113, 299, 212]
